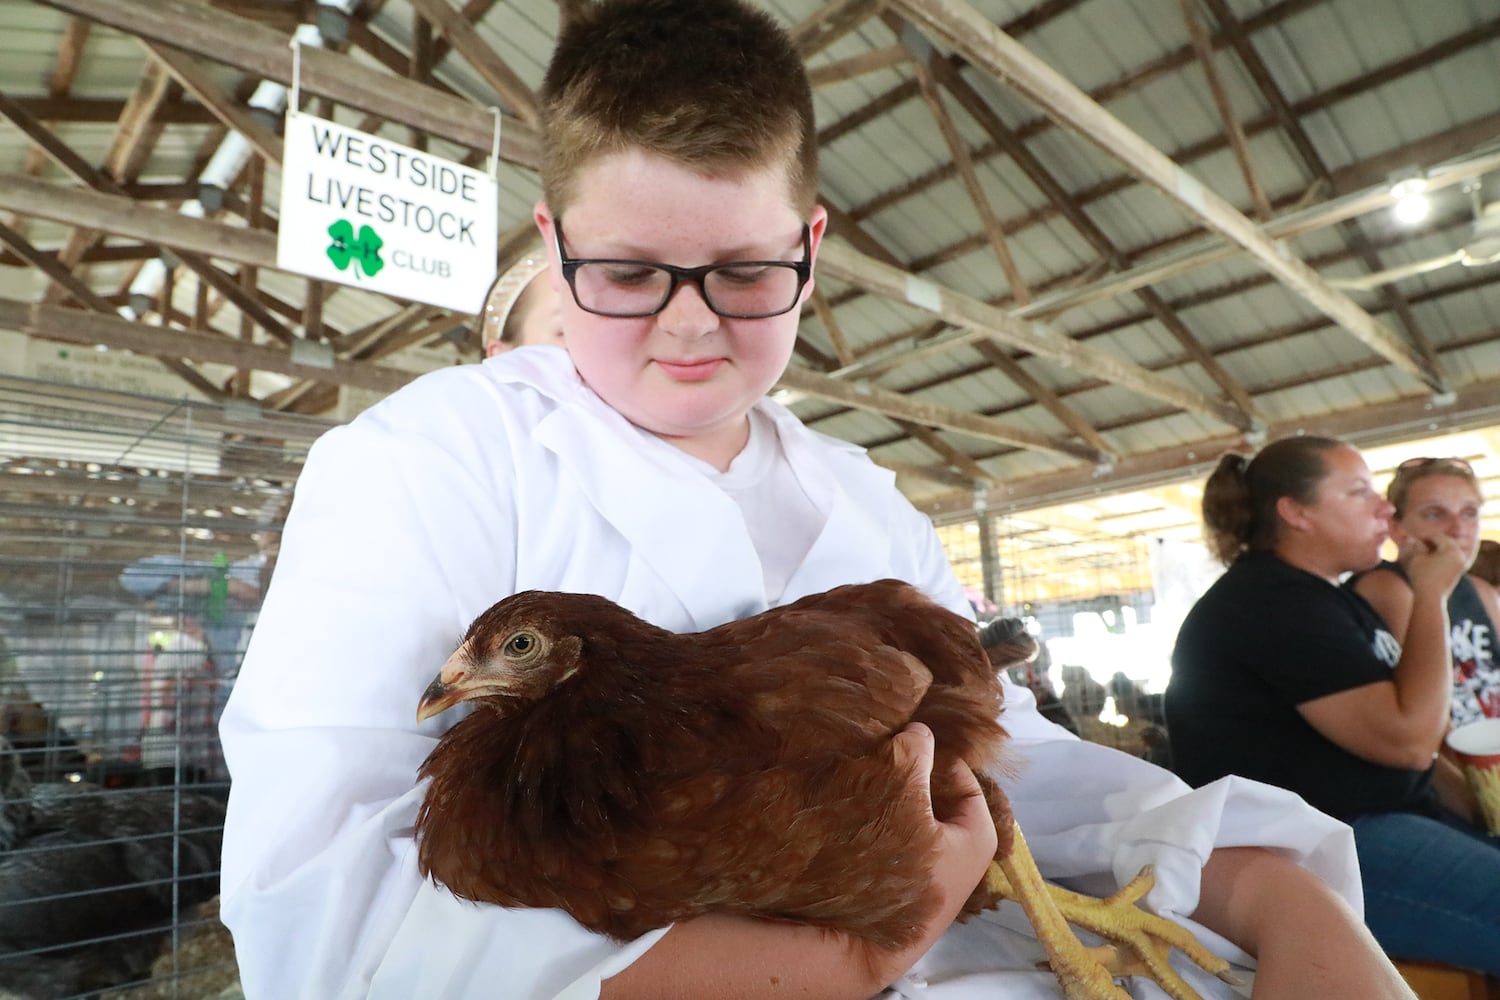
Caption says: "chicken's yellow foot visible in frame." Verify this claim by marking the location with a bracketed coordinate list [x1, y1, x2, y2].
[988, 823, 1239, 1000]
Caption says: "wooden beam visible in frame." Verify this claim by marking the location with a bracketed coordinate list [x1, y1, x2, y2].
[814, 239, 1252, 431]
[915, 52, 1259, 426]
[0, 221, 224, 399]
[327, 303, 438, 355]
[407, 0, 540, 127]
[1178, 0, 1271, 220]
[1136, 286, 1259, 421]
[432, 0, 503, 66]
[103, 59, 174, 182]
[41, 62, 174, 303]
[0, 173, 278, 269]
[356, 310, 465, 359]
[970, 340, 1116, 459]
[36, 0, 540, 168]
[145, 43, 284, 166]
[895, 421, 996, 485]
[304, 279, 325, 342]
[878, 459, 987, 490]
[808, 290, 855, 366]
[0, 220, 121, 314]
[19, 16, 92, 179]
[179, 256, 293, 345]
[920, 372, 1500, 519]
[50, 17, 93, 96]
[8, 95, 217, 124]
[902, 23, 1030, 304]
[807, 46, 911, 88]
[1024, 144, 1500, 323]
[0, 243, 157, 268]
[775, 364, 1106, 462]
[409, 8, 433, 149]
[1195, 0, 1444, 397]
[0, 298, 414, 394]
[887, 0, 1445, 392]
[0, 116, 304, 358]
[823, 201, 904, 269]
[843, 2, 1491, 223]
[790, 0, 886, 59]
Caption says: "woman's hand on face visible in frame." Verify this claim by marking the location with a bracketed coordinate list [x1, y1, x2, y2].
[1398, 534, 1468, 598]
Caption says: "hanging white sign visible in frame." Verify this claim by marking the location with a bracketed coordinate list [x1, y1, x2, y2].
[276, 110, 498, 312]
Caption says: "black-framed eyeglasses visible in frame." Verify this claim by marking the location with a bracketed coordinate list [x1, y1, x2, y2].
[1395, 456, 1475, 476]
[553, 218, 811, 319]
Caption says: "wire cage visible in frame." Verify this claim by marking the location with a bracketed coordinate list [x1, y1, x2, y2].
[1, 374, 324, 1000]
[935, 505, 1172, 769]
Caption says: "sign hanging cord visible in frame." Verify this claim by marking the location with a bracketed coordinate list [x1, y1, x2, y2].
[489, 107, 502, 182]
[289, 40, 302, 116]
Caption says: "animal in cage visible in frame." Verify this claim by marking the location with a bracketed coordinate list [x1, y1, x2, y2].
[1, 698, 87, 785]
[414, 580, 1234, 1000]
[0, 735, 226, 1000]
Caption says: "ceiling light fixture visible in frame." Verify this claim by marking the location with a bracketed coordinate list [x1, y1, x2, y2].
[1390, 172, 1430, 226]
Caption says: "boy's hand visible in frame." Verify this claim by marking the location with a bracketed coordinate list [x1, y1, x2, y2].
[858, 723, 998, 986]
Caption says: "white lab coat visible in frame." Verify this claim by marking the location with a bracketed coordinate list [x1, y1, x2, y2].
[219, 348, 1360, 1000]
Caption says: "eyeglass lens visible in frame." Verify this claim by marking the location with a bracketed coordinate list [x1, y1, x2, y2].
[570, 261, 802, 318]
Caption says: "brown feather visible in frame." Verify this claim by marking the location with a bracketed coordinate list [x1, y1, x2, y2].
[415, 579, 1020, 950]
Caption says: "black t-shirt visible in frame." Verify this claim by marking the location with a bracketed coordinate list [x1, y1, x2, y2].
[1167, 551, 1436, 821]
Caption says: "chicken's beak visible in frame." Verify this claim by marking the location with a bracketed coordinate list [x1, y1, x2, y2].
[416, 646, 477, 723]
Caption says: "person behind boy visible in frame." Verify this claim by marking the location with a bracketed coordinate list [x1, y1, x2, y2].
[481, 252, 565, 356]
[218, 2, 1407, 997]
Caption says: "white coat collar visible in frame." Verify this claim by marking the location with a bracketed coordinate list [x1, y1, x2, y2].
[488, 349, 901, 628]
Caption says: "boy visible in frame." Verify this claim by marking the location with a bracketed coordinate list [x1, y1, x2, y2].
[219, 2, 1409, 997]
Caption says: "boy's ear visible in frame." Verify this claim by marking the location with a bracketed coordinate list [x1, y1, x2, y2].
[806, 204, 829, 263]
[801, 204, 830, 305]
[534, 201, 557, 257]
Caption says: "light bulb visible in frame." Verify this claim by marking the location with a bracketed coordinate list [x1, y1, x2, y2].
[1393, 192, 1430, 225]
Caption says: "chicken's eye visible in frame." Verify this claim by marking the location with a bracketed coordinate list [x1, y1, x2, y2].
[503, 630, 540, 659]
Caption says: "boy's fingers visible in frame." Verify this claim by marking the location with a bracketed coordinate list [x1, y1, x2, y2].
[893, 721, 936, 810]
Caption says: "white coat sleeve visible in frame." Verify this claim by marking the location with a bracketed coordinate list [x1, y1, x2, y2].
[217, 418, 655, 1000]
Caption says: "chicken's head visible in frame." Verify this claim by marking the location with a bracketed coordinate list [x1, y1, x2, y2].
[416, 591, 593, 723]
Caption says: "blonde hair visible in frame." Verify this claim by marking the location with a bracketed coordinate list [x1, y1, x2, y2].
[1386, 457, 1481, 519]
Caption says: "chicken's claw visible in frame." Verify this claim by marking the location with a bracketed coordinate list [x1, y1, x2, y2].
[989, 824, 1239, 1000]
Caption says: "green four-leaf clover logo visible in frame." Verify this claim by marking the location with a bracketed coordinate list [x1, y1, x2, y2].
[326, 219, 385, 278]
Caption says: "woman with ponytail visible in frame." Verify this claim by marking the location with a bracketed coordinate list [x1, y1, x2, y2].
[1166, 435, 1500, 975]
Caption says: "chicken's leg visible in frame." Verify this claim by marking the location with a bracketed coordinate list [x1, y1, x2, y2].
[988, 822, 1238, 1000]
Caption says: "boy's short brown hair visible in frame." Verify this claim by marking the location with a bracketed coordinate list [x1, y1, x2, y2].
[539, 0, 818, 218]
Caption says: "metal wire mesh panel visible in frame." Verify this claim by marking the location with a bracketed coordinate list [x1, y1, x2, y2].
[935, 506, 1171, 767]
[1, 375, 327, 999]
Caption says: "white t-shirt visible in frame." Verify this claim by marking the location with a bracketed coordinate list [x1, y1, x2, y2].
[655, 407, 824, 603]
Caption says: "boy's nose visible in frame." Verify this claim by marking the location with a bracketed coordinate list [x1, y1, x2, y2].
[657, 282, 718, 339]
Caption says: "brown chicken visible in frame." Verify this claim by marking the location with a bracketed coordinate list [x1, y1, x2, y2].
[414, 579, 1233, 1000]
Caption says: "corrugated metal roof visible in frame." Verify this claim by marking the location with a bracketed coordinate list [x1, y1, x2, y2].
[0, 0, 1496, 521]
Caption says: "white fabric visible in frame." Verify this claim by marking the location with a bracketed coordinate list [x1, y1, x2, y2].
[219, 347, 1361, 1000]
[672, 406, 823, 602]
